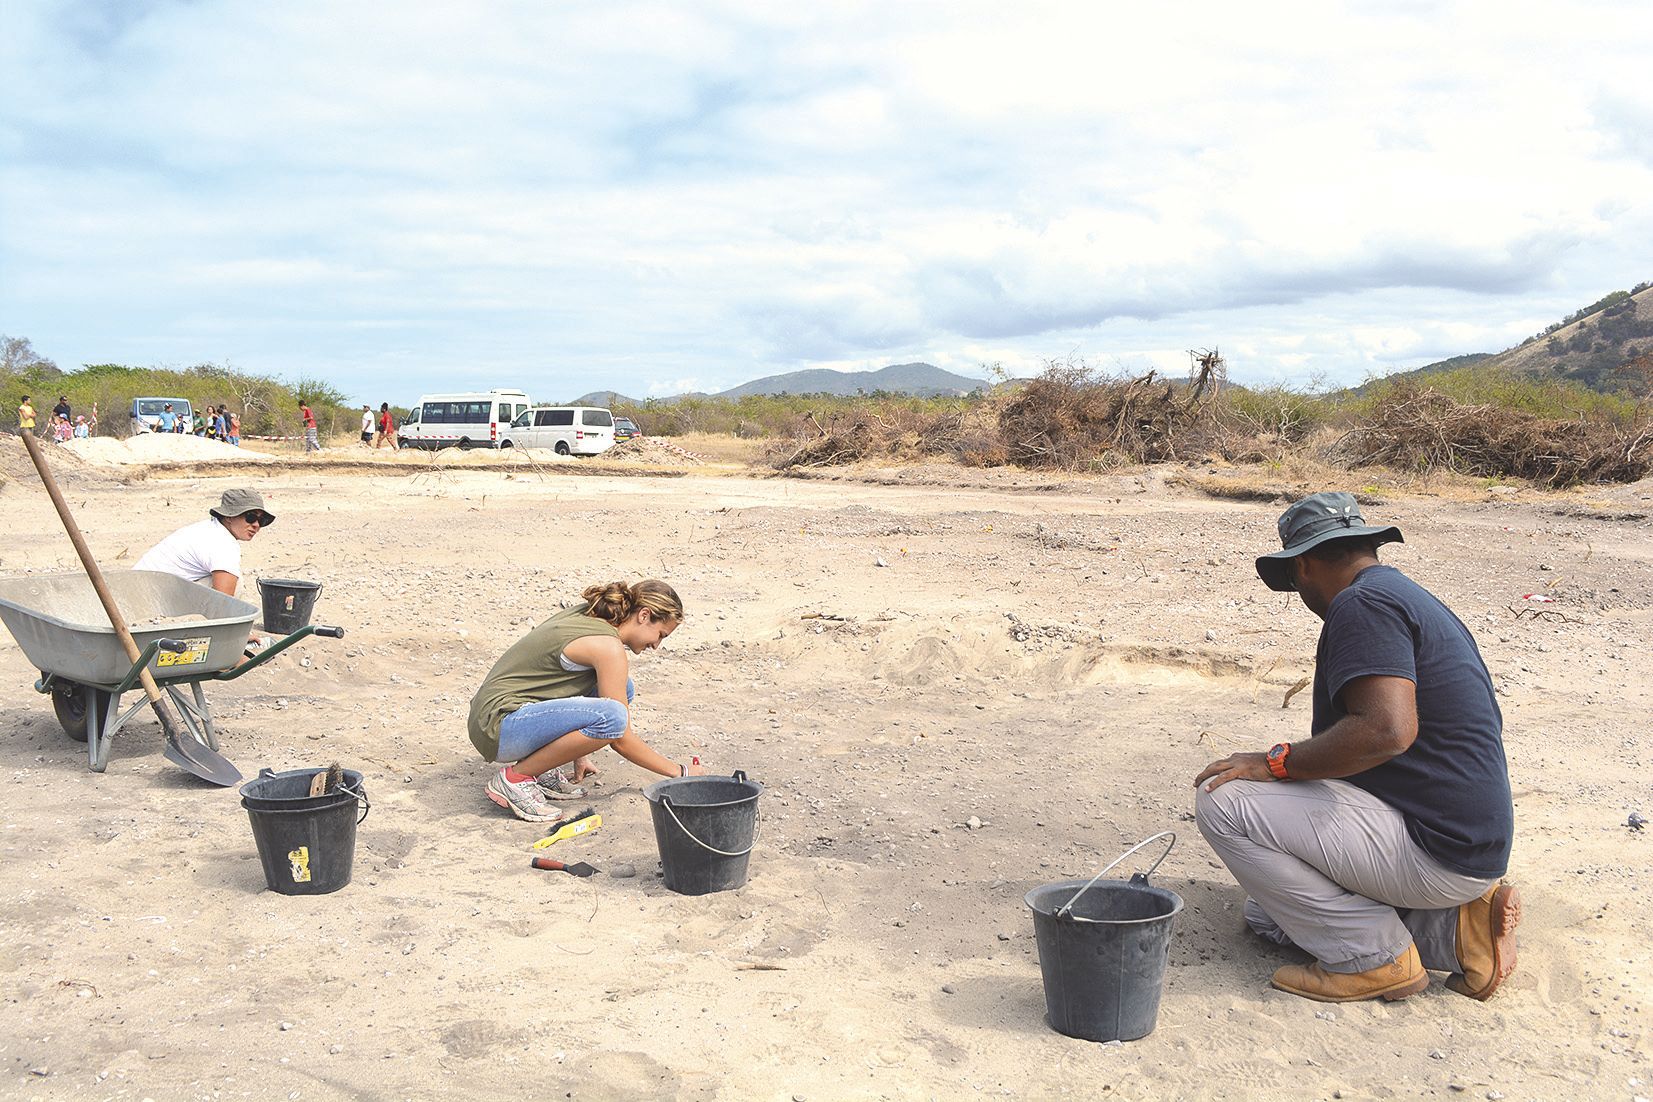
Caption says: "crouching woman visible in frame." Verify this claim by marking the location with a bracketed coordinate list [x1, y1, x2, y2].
[468, 579, 704, 823]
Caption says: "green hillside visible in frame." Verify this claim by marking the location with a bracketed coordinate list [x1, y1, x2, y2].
[1400, 281, 1653, 396]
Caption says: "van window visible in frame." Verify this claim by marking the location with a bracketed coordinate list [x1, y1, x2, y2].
[512, 411, 531, 428]
[537, 409, 574, 427]
[580, 409, 614, 427]
[421, 402, 445, 423]
[513, 403, 529, 421]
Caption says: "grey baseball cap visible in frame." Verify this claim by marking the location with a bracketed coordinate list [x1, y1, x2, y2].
[1255, 491, 1399, 591]
[210, 488, 275, 526]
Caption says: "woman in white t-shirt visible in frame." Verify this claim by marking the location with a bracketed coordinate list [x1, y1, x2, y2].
[135, 488, 274, 597]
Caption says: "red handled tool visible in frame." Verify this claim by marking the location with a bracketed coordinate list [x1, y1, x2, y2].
[530, 856, 598, 877]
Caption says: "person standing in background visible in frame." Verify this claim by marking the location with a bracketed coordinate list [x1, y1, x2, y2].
[17, 395, 35, 432]
[300, 399, 320, 452]
[376, 402, 397, 449]
[227, 409, 240, 446]
[360, 404, 374, 445]
[52, 396, 71, 422]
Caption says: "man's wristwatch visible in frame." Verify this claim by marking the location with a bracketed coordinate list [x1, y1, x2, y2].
[1266, 742, 1292, 780]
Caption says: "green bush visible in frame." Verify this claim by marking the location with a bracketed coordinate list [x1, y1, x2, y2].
[4, 360, 360, 438]
[1342, 364, 1640, 424]
[602, 391, 985, 439]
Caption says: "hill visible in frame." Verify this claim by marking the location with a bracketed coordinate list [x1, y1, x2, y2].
[1490, 283, 1653, 391]
[715, 362, 984, 399]
[571, 390, 646, 406]
[1396, 282, 1653, 395]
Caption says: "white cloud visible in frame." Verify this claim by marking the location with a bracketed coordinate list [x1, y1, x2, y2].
[1, 0, 1650, 400]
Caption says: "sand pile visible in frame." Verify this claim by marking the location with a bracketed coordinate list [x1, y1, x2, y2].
[604, 437, 702, 465]
[62, 433, 274, 466]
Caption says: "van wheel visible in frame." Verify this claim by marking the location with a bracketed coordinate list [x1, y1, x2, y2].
[555, 441, 571, 456]
[458, 437, 471, 449]
[499, 440, 512, 449]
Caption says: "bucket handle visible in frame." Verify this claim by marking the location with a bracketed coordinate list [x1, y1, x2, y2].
[657, 771, 759, 858]
[250, 767, 370, 824]
[1054, 831, 1176, 921]
[344, 780, 371, 825]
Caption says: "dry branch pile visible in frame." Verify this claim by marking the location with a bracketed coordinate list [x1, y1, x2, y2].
[769, 404, 1005, 469]
[1330, 385, 1653, 488]
[996, 362, 1226, 469]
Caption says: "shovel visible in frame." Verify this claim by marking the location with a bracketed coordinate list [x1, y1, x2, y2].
[530, 857, 599, 877]
[17, 432, 242, 786]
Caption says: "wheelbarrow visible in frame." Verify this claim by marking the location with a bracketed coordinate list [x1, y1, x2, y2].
[0, 570, 344, 774]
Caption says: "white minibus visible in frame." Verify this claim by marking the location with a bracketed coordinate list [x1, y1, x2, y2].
[398, 389, 531, 450]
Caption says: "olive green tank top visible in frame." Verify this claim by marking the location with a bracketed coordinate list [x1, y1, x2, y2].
[467, 604, 621, 760]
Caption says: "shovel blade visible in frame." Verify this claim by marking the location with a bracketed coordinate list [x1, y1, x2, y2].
[163, 735, 244, 786]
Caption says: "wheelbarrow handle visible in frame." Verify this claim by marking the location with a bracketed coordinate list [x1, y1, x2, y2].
[312, 625, 345, 639]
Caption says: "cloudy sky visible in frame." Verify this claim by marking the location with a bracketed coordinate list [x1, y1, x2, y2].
[2, 1, 1650, 403]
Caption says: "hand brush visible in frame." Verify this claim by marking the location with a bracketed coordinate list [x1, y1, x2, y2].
[308, 762, 343, 797]
[531, 807, 601, 850]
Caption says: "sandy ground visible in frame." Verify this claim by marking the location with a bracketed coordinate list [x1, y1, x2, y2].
[0, 446, 1649, 1101]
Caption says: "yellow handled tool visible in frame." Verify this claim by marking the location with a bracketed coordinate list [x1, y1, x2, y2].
[532, 808, 601, 849]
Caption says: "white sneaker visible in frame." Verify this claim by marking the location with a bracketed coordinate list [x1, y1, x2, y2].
[534, 769, 587, 801]
[485, 769, 565, 823]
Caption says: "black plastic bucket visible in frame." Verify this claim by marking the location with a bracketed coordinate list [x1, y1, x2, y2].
[1025, 833, 1183, 1042]
[643, 771, 761, 896]
[257, 578, 323, 635]
[240, 767, 369, 895]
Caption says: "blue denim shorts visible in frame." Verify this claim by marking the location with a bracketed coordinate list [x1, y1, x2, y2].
[495, 680, 633, 763]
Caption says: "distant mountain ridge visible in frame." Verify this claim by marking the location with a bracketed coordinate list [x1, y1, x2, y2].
[573, 361, 984, 406]
[716, 362, 983, 398]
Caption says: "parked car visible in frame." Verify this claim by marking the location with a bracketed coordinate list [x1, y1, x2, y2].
[397, 389, 530, 450]
[612, 416, 641, 442]
[130, 397, 193, 433]
[499, 406, 616, 456]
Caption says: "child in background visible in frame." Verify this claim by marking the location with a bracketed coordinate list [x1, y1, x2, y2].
[72, 415, 90, 439]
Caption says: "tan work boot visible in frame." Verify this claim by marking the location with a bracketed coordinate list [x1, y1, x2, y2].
[1272, 944, 1429, 1003]
[1447, 882, 1520, 1000]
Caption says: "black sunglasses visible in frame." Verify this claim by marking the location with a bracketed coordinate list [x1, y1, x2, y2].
[241, 511, 273, 526]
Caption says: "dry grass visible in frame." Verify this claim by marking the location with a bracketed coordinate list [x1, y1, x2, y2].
[668, 432, 768, 465]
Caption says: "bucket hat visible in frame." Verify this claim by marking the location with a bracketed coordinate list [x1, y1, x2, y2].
[210, 488, 275, 527]
[1255, 491, 1400, 591]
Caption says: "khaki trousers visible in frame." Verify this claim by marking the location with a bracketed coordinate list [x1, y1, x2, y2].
[1195, 778, 1495, 974]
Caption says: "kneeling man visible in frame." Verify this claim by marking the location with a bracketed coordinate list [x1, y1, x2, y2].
[1195, 492, 1518, 1002]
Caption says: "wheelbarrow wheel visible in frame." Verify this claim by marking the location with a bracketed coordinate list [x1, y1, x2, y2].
[50, 681, 108, 743]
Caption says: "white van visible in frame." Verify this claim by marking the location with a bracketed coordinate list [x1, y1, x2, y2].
[398, 389, 530, 450]
[499, 406, 616, 456]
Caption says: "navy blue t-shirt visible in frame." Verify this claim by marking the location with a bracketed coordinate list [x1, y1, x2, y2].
[1311, 565, 1512, 878]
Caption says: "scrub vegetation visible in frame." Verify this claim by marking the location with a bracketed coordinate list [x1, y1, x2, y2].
[7, 277, 1652, 486]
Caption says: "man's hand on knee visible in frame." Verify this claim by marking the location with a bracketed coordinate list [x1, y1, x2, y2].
[1195, 752, 1274, 791]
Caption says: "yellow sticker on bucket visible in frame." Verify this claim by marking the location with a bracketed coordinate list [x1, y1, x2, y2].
[288, 845, 312, 883]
